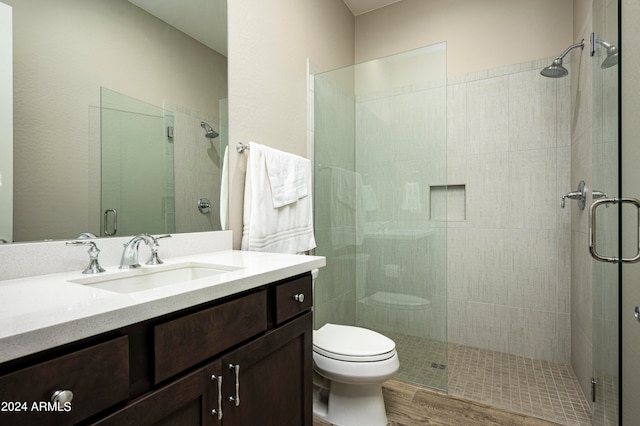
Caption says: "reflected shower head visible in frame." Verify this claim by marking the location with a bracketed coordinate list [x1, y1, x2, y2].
[596, 39, 619, 69]
[200, 121, 219, 139]
[540, 39, 584, 78]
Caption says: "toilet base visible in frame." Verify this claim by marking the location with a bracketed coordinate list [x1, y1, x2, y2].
[313, 380, 389, 426]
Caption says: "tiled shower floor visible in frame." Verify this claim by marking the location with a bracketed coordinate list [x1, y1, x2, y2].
[384, 331, 592, 425]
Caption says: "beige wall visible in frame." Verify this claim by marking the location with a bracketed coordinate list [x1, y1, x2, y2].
[8, 0, 227, 242]
[355, 0, 573, 77]
[227, 0, 355, 248]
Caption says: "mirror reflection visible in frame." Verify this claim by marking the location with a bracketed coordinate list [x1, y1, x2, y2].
[1, 0, 228, 243]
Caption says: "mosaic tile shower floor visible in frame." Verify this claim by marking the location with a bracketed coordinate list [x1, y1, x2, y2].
[384, 331, 593, 425]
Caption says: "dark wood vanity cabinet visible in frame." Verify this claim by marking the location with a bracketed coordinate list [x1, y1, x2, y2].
[0, 272, 313, 426]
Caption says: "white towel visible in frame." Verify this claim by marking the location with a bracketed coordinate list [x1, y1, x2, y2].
[241, 142, 316, 254]
[258, 142, 309, 208]
[219, 145, 228, 230]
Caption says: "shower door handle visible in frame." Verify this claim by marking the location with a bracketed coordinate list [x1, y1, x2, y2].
[589, 198, 640, 263]
[104, 209, 118, 236]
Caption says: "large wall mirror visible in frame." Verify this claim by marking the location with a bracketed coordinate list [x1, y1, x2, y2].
[1, 0, 228, 243]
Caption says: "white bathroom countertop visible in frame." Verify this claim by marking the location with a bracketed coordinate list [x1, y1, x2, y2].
[0, 250, 325, 363]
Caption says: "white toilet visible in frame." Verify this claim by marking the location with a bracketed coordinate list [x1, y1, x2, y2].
[312, 323, 399, 425]
[311, 268, 399, 426]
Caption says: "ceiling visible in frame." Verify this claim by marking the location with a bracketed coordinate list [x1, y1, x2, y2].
[128, 0, 227, 56]
[342, 0, 402, 16]
[127, 0, 401, 57]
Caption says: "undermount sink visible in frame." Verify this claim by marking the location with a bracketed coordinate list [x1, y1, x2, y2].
[69, 262, 242, 293]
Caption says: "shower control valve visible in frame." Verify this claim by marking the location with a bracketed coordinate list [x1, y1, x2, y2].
[561, 180, 586, 209]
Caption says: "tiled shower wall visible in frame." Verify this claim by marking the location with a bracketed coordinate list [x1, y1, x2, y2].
[446, 59, 572, 364]
[313, 56, 573, 365]
[166, 101, 223, 233]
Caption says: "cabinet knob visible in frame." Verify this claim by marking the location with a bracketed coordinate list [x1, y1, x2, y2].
[51, 390, 74, 405]
[293, 293, 305, 303]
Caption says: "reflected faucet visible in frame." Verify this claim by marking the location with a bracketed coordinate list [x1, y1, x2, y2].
[120, 234, 154, 269]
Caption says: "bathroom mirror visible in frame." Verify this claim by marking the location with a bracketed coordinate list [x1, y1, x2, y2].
[1, 0, 228, 243]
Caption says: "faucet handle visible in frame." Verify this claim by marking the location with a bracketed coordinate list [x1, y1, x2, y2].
[66, 241, 106, 274]
[145, 234, 172, 265]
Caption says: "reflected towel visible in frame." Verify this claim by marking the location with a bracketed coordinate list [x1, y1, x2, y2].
[361, 184, 378, 212]
[401, 182, 422, 212]
[330, 167, 365, 250]
[241, 142, 316, 254]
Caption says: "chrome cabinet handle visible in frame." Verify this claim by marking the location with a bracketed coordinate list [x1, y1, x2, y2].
[104, 209, 118, 236]
[293, 293, 305, 303]
[589, 197, 640, 263]
[228, 364, 240, 406]
[211, 374, 223, 420]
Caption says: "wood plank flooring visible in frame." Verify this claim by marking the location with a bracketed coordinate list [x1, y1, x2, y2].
[313, 379, 563, 426]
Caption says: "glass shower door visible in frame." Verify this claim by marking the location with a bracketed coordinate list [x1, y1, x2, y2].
[101, 88, 174, 236]
[590, 0, 620, 423]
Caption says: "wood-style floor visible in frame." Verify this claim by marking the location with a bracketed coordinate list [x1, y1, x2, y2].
[313, 379, 563, 426]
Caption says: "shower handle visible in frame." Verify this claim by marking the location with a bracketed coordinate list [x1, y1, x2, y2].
[589, 197, 640, 263]
[561, 181, 586, 209]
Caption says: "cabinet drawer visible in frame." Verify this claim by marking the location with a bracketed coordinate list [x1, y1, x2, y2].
[154, 290, 267, 384]
[275, 274, 312, 324]
[0, 335, 129, 426]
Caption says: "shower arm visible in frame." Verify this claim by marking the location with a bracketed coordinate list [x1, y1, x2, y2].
[556, 40, 584, 61]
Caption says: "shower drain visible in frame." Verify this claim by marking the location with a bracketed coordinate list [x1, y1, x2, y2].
[431, 363, 447, 370]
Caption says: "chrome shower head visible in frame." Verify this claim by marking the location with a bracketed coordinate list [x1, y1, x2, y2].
[596, 39, 619, 69]
[540, 58, 568, 78]
[200, 121, 219, 139]
[540, 39, 584, 78]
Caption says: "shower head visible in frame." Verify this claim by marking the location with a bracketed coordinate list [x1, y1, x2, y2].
[540, 39, 584, 78]
[596, 39, 619, 69]
[540, 58, 568, 78]
[200, 121, 219, 139]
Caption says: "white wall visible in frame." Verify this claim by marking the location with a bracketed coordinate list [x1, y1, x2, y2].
[355, 0, 574, 77]
[227, 0, 355, 248]
[0, 2, 12, 243]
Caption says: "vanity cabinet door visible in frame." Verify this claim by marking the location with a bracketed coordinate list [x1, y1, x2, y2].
[92, 359, 223, 426]
[222, 311, 312, 426]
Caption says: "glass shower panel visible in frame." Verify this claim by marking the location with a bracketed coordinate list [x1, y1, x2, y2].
[314, 43, 448, 391]
[591, 0, 619, 423]
[101, 87, 174, 236]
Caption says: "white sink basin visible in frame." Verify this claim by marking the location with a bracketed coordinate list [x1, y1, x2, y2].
[69, 262, 242, 293]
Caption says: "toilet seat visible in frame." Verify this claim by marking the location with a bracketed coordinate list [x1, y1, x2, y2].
[313, 323, 396, 362]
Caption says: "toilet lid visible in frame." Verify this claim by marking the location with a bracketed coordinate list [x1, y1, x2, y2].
[313, 323, 396, 362]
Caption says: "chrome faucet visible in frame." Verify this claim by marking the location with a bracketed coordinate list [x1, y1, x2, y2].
[119, 234, 154, 270]
[119, 234, 172, 269]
